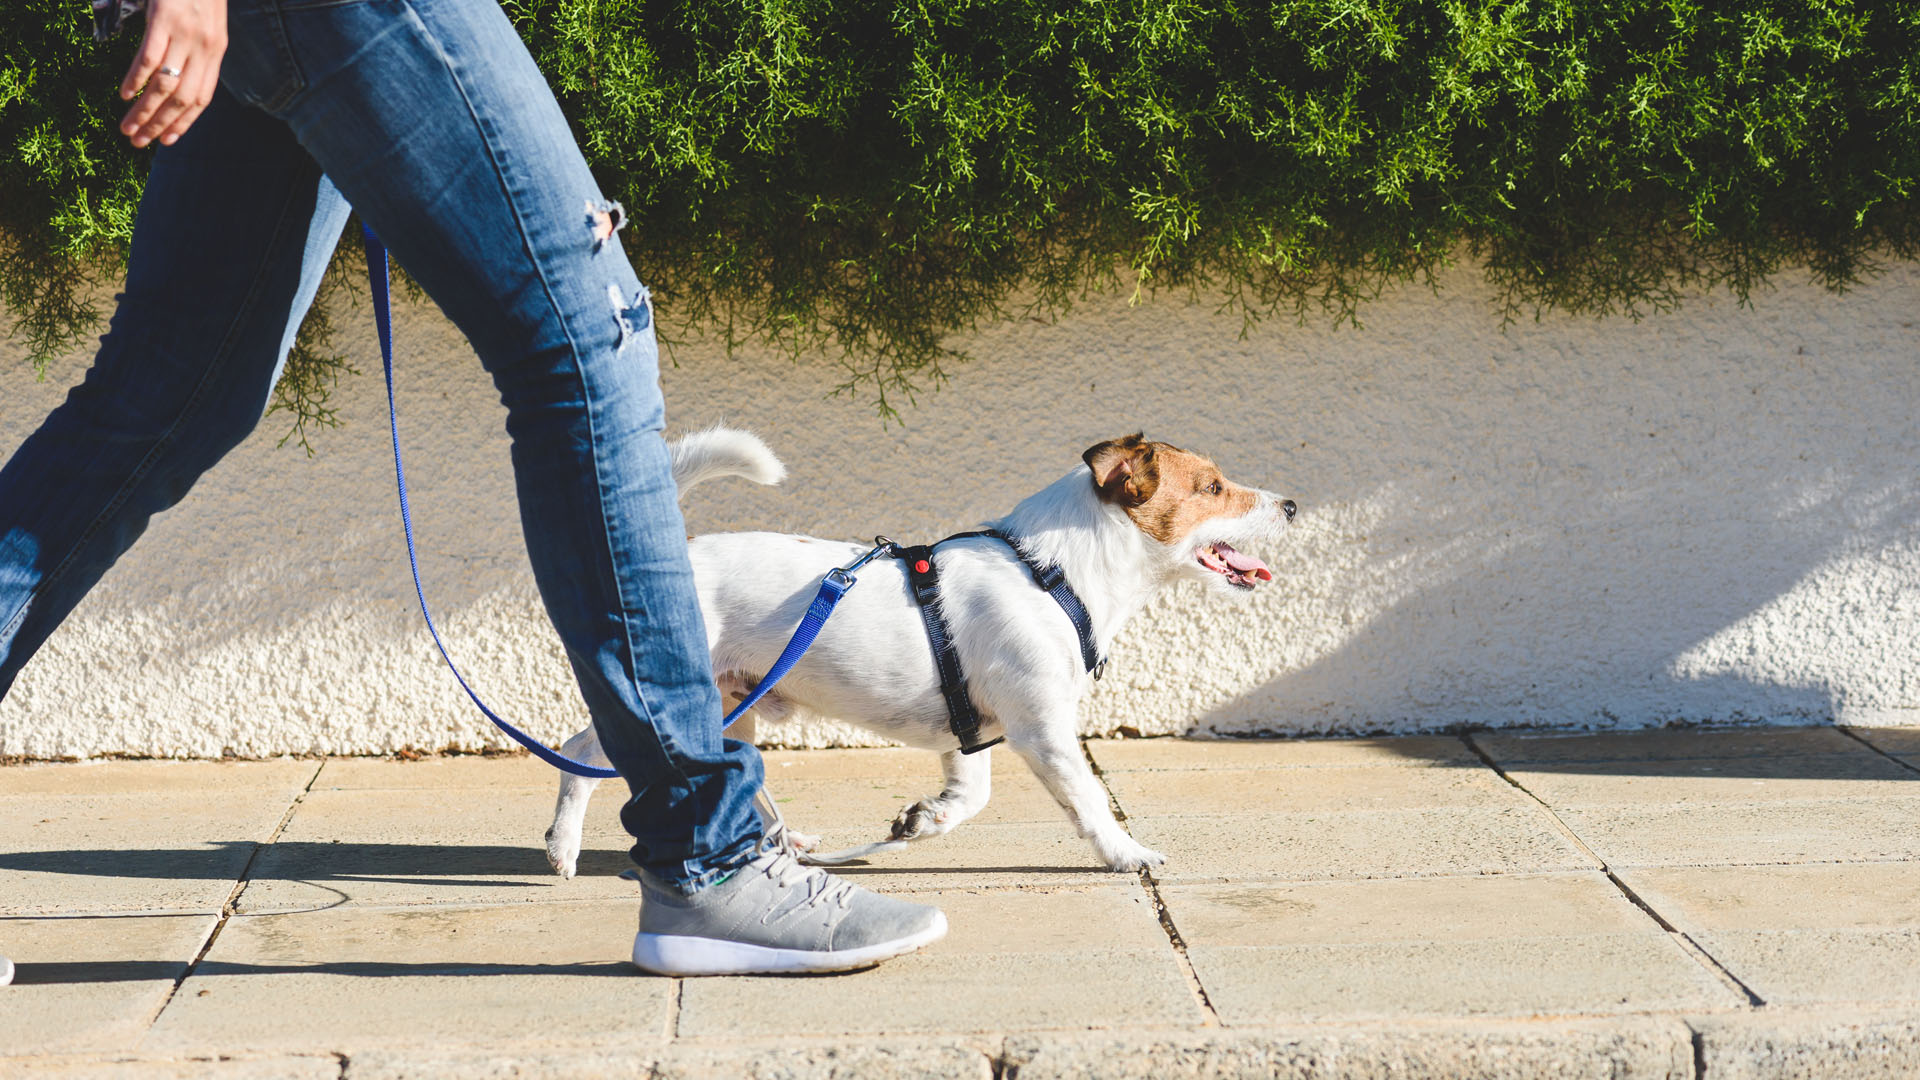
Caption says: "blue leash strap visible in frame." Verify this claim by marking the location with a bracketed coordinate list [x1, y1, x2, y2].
[361, 224, 864, 778]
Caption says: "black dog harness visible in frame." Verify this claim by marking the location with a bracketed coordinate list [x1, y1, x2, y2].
[882, 529, 1106, 754]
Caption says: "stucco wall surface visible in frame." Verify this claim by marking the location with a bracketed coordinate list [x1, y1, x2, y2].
[2, 261, 1918, 759]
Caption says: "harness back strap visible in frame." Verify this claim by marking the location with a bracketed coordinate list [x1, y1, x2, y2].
[898, 544, 1000, 754]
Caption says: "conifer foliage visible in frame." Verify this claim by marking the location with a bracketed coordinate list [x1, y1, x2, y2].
[4, 0, 1917, 436]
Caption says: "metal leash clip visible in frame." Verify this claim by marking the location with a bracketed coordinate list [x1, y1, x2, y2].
[825, 535, 898, 588]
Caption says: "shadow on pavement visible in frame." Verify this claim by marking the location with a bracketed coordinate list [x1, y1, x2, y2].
[9, 958, 638, 985]
[0, 841, 627, 885]
[1250, 724, 1920, 779]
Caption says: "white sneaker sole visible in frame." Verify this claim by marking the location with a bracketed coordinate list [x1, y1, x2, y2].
[632, 911, 947, 976]
[0, 956, 12, 986]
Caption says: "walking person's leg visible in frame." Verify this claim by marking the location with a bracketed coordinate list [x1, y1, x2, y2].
[215, 0, 943, 970]
[0, 89, 350, 701]
[0, 83, 351, 989]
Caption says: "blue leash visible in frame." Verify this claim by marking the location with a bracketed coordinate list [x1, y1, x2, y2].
[361, 224, 869, 778]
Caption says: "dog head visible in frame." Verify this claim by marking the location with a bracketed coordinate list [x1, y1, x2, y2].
[1083, 434, 1294, 593]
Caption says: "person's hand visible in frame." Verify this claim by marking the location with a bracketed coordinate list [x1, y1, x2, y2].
[119, 0, 228, 148]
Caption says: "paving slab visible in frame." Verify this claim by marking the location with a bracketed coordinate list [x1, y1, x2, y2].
[143, 901, 670, 1053]
[674, 886, 1199, 1036]
[1106, 764, 1530, 817]
[1554, 798, 1920, 867]
[1692, 1006, 1920, 1080]
[1850, 727, 1920, 771]
[347, 1040, 997, 1080]
[651, 1040, 993, 1080]
[343, 1049, 649, 1080]
[3, 1056, 338, 1079]
[1502, 754, 1919, 807]
[1162, 874, 1734, 1023]
[1476, 725, 1859, 764]
[314, 754, 562, 790]
[233, 786, 634, 912]
[1165, 871, 1651, 945]
[1622, 862, 1920, 931]
[0, 760, 319, 797]
[0, 914, 216, 1054]
[1002, 1020, 1696, 1079]
[1129, 807, 1595, 883]
[1088, 736, 1478, 771]
[1621, 863, 1920, 1006]
[1687, 929, 1920, 1006]
[1, 770, 315, 914]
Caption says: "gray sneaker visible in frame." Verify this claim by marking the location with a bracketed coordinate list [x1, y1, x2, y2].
[630, 838, 945, 976]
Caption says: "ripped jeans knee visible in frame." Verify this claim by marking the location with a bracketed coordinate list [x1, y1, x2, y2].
[586, 198, 626, 253]
[608, 282, 652, 352]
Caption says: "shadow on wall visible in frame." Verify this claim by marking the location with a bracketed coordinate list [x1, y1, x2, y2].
[1194, 452, 1920, 735]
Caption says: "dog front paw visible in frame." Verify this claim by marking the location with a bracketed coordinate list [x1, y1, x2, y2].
[1099, 839, 1167, 872]
[544, 826, 581, 880]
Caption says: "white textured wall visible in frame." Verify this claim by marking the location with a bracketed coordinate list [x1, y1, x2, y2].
[3, 261, 1918, 759]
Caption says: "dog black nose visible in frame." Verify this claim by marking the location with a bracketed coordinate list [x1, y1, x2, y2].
[1281, 499, 1297, 520]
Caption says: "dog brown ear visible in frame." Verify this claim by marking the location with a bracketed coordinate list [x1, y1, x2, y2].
[1083, 434, 1158, 507]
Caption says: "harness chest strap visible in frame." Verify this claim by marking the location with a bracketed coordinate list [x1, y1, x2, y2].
[897, 530, 1107, 755]
[980, 528, 1106, 679]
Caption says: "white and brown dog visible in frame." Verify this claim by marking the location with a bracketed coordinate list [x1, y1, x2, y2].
[543, 429, 1294, 875]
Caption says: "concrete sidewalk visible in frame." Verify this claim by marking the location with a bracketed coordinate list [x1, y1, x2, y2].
[5, 727, 1920, 1078]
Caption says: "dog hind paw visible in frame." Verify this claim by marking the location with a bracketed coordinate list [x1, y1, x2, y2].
[889, 798, 954, 841]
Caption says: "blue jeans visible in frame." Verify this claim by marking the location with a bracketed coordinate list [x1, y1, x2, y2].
[0, 0, 764, 890]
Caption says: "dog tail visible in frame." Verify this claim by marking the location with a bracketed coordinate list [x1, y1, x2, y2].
[670, 427, 786, 495]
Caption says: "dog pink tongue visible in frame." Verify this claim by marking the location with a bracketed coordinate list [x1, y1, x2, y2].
[1216, 543, 1273, 582]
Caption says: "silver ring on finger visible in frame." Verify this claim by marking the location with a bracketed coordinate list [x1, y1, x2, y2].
[158, 65, 183, 78]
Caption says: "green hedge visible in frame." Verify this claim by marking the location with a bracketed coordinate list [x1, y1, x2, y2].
[4, 0, 1918, 440]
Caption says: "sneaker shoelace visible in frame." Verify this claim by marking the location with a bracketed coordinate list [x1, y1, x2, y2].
[755, 793, 857, 916]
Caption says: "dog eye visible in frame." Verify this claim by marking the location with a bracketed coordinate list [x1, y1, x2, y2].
[1206, 481, 1221, 496]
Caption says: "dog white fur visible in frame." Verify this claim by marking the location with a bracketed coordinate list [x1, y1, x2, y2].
[543, 428, 1293, 875]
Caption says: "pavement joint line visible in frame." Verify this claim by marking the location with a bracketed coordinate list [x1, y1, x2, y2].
[1459, 732, 1767, 1010]
[1080, 737, 1223, 1028]
[1838, 724, 1920, 777]
[667, 976, 684, 1039]
[135, 757, 328, 1044]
